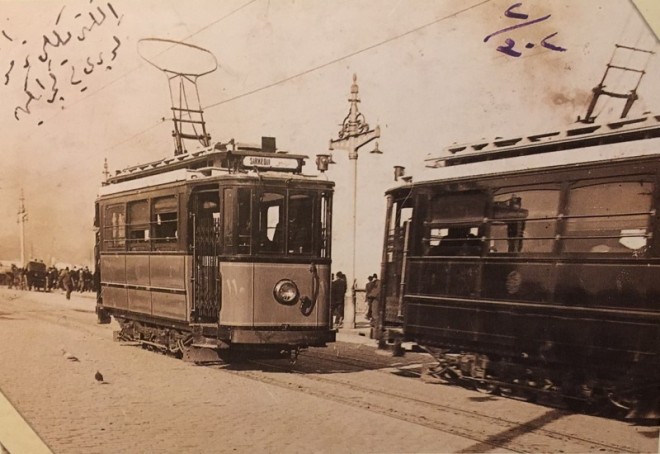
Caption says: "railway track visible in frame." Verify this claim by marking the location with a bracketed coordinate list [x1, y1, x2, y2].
[207, 352, 639, 453]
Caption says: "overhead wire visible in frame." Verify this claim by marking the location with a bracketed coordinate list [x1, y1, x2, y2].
[64, 0, 493, 160]
[99, 0, 493, 157]
[203, 0, 492, 110]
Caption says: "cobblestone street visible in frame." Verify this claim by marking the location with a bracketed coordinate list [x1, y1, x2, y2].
[0, 288, 657, 453]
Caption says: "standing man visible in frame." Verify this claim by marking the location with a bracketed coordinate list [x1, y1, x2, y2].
[364, 275, 375, 320]
[332, 272, 347, 328]
[366, 273, 381, 323]
[62, 267, 73, 300]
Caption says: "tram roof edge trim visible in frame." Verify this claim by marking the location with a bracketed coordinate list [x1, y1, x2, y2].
[427, 113, 660, 167]
[389, 136, 660, 193]
[98, 168, 203, 197]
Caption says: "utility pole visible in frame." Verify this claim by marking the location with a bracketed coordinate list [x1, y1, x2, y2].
[329, 74, 381, 329]
[17, 189, 28, 267]
[102, 158, 110, 184]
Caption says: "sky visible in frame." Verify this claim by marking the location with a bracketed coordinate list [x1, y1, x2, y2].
[0, 0, 658, 285]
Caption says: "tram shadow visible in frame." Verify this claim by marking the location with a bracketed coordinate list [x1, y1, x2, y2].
[216, 343, 435, 376]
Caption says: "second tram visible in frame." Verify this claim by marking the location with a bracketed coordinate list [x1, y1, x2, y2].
[377, 114, 660, 417]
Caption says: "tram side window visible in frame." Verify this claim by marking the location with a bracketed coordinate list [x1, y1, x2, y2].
[127, 200, 150, 251]
[423, 193, 485, 256]
[563, 181, 653, 254]
[489, 190, 560, 254]
[152, 196, 178, 250]
[103, 204, 125, 251]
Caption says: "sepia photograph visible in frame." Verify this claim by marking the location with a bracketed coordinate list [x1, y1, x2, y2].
[0, 1, 658, 452]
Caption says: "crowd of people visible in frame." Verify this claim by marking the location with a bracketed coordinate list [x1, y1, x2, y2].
[330, 272, 381, 328]
[3, 262, 96, 300]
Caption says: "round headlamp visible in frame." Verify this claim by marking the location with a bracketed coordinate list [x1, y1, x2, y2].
[273, 279, 299, 305]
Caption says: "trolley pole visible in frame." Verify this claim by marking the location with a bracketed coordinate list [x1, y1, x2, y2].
[329, 74, 381, 329]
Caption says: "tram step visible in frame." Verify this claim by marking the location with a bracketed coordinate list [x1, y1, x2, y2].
[191, 343, 218, 349]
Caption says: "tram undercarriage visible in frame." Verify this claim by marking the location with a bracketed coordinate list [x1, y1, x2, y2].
[112, 316, 332, 364]
[420, 347, 660, 421]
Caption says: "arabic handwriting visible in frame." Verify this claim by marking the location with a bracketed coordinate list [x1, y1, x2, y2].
[55, 6, 65, 26]
[39, 30, 73, 63]
[4, 60, 14, 85]
[2, 2, 125, 125]
[46, 73, 59, 104]
[110, 35, 120, 61]
[484, 3, 566, 58]
[14, 67, 42, 121]
[78, 6, 108, 41]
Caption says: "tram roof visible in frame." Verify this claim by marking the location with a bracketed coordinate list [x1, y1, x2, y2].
[105, 139, 310, 185]
[388, 127, 660, 194]
[425, 113, 660, 167]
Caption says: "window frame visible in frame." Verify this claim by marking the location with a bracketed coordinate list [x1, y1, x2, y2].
[487, 186, 562, 255]
[560, 177, 655, 255]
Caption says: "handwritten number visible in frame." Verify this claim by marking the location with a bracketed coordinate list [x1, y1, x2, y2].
[483, 14, 551, 42]
[485, 3, 566, 57]
[504, 3, 528, 20]
[541, 32, 567, 52]
[496, 38, 521, 57]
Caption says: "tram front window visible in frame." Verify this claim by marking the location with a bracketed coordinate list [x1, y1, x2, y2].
[286, 194, 313, 254]
[256, 191, 317, 256]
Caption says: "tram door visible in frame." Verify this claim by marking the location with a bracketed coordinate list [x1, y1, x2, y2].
[191, 190, 221, 323]
[381, 197, 413, 329]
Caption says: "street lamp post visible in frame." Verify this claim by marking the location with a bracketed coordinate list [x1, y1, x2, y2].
[329, 74, 380, 329]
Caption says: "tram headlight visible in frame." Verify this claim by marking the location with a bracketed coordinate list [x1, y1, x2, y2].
[273, 279, 300, 305]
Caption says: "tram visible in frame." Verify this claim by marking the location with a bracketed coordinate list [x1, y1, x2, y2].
[377, 113, 660, 417]
[95, 137, 335, 362]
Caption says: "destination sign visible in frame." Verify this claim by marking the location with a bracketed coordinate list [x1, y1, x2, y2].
[243, 155, 298, 170]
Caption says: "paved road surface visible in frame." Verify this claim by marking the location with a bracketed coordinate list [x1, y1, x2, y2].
[0, 287, 657, 453]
